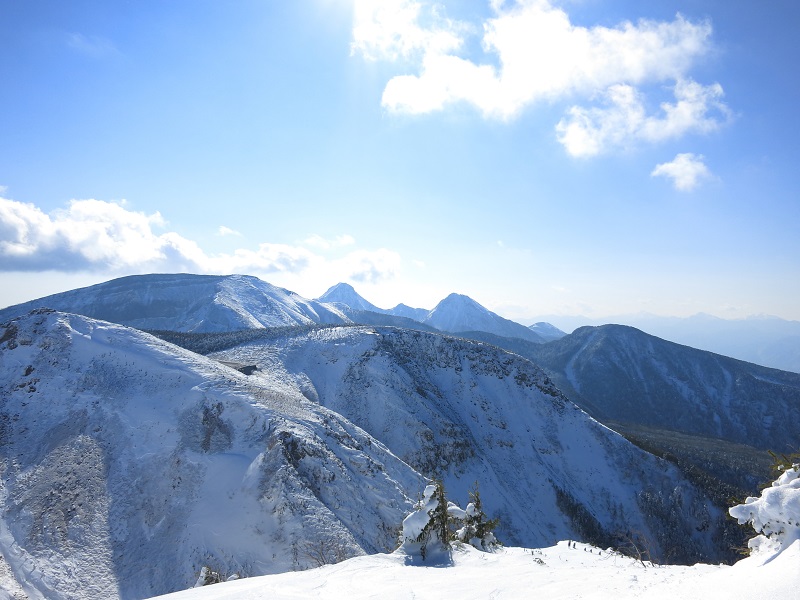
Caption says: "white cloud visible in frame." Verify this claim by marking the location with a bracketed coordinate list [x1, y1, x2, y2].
[336, 248, 402, 284]
[217, 225, 242, 237]
[556, 79, 730, 157]
[0, 197, 169, 271]
[354, 0, 727, 155]
[360, 1, 712, 117]
[650, 153, 712, 191]
[351, 0, 465, 61]
[0, 197, 400, 283]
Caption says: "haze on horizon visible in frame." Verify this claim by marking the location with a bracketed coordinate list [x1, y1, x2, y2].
[1, 0, 798, 323]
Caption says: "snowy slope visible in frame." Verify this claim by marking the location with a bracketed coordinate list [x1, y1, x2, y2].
[154, 460, 800, 600]
[210, 326, 727, 564]
[0, 310, 424, 599]
[526, 325, 800, 450]
[0, 274, 350, 333]
[149, 539, 800, 600]
[423, 294, 545, 343]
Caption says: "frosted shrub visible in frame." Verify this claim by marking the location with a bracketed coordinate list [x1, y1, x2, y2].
[729, 459, 800, 555]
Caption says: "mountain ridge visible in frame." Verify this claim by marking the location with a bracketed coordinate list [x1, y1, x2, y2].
[530, 312, 800, 373]
[524, 324, 800, 451]
[0, 273, 351, 333]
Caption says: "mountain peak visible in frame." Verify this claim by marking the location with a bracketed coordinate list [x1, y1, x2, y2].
[425, 293, 544, 343]
[529, 322, 567, 341]
[318, 282, 383, 313]
[321, 282, 357, 296]
[437, 292, 488, 310]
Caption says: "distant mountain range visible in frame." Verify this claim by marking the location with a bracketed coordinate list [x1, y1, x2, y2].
[2, 275, 797, 454]
[3, 276, 797, 374]
[0, 276, 557, 345]
[318, 282, 551, 343]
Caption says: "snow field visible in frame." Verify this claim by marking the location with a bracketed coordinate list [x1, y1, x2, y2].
[148, 540, 800, 600]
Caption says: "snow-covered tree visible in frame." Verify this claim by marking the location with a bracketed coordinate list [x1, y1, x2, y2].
[399, 480, 452, 561]
[194, 566, 222, 587]
[454, 482, 500, 551]
[399, 480, 500, 560]
[729, 454, 800, 555]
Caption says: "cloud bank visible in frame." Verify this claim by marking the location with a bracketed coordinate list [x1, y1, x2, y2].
[352, 0, 729, 155]
[0, 196, 400, 284]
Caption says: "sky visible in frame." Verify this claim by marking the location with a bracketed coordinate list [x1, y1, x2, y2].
[1, 0, 799, 323]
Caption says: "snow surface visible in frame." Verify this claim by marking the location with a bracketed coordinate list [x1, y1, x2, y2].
[148, 540, 800, 600]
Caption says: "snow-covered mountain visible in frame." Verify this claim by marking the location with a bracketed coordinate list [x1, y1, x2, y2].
[530, 312, 800, 374]
[315, 283, 431, 323]
[208, 325, 728, 564]
[315, 283, 437, 332]
[422, 293, 545, 343]
[1, 276, 564, 351]
[0, 274, 350, 333]
[387, 303, 429, 322]
[529, 321, 567, 341]
[0, 310, 423, 599]
[316, 282, 560, 344]
[317, 283, 385, 314]
[0, 312, 735, 598]
[525, 325, 800, 451]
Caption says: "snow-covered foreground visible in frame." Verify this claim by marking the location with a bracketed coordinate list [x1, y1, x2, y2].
[150, 540, 800, 600]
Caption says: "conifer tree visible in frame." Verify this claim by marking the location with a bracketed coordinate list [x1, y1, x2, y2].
[401, 479, 452, 560]
[457, 480, 500, 550]
[432, 478, 451, 546]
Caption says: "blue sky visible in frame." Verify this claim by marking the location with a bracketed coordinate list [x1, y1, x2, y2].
[1, 0, 798, 322]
